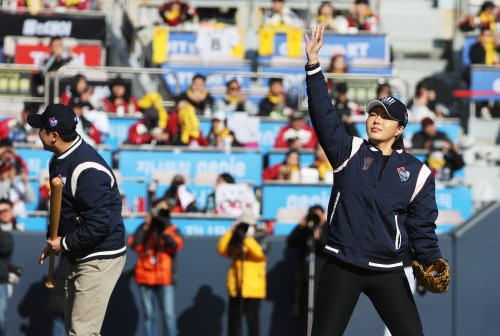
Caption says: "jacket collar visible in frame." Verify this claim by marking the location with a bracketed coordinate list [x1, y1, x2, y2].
[57, 135, 82, 160]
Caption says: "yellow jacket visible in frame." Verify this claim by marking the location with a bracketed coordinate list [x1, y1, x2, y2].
[217, 230, 267, 299]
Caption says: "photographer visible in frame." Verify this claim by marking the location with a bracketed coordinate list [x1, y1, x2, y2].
[287, 205, 327, 323]
[128, 200, 184, 336]
[216, 210, 268, 336]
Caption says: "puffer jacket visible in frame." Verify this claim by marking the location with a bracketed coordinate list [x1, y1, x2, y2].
[217, 230, 267, 299]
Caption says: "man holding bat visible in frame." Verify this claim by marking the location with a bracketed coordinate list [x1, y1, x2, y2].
[28, 104, 126, 335]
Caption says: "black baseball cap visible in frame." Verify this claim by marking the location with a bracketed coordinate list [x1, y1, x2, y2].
[365, 96, 408, 127]
[27, 104, 78, 135]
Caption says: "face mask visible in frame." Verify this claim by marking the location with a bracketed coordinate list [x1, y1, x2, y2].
[246, 225, 255, 238]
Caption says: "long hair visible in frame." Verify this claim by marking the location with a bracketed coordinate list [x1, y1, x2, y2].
[392, 122, 406, 150]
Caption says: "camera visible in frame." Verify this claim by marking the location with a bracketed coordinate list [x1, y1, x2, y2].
[305, 211, 321, 230]
[229, 223, 249, 247]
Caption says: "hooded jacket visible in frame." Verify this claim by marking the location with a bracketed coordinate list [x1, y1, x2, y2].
[305, 64, 442, 271]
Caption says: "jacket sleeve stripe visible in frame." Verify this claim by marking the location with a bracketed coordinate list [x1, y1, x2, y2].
[306, 67, 322, 76]
[333, 137, 364, 173]
[71, 162, 115, 198]
[410, 165, 432, 203]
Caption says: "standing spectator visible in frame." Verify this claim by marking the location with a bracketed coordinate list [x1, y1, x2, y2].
[0, 221, 14, 336]
[258, 78, 296, 118]
[287, 205, 328, 322]
[29, 104, 126, 335]
[263, 149, 301, 181]
[39, 37, 73, 74]
[274, 111, 317, 149]
[158, 0, 199, 26]
[127, 107, 169, 146]
[332, 82, 361, 137]
[128, 199, 184, 336]
[101, 76, 140, 114]
[347, 0, 380, 32]
[309, 142, 333, 181]
[216, 79, 257, 116]
[206, 111, 242, 148]
[70, 97, 101, 147]
[217, 210, 268, 336]
[161, 174, 197, 213]
[407, 80, 439, 123]
[176, 74, 215, 116]
[0, 102, 40, 144]
[262, 0, 304, 29]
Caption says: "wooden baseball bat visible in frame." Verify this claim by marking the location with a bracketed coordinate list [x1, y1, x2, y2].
[45, 177, 63, 289]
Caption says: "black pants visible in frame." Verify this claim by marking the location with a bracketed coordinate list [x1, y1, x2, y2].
[311, 257, 423, 336]
[228, 296, 261, 336]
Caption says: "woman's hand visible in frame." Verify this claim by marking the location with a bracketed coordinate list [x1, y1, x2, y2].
[304, 25, 325, 65]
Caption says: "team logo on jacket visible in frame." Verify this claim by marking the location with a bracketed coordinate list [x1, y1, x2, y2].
[397, 167, 410, 181]
[48, 117, 58, 127]
[57, 174, 67, 186]
[362, 157, 373, 171]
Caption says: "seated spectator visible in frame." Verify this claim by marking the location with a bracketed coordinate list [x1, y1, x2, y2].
[177, 74, 215, 116]
[262, 0, 304, 29]
[332, 82, 360, 137]
[312, 1, 348, 32]
[274, 111, 317, 149]
[263, 149, 301, 181]
[127, 106, 169, 146]
[309, 143, 333, 182]
[424, 141, 465, 182]
[70, 97, 101, 147]
[0, 102, 40, 144]
[325, 54, 348, 92]
[216, 79, 257, 116]
[167, 100, 208, 147]
[60, 74, 95, 109]
[0, 157, 35, 218]
[459, 1, 497, 33]
[205, 173, 235, 213]
[206, 111, 242, 148]
[57, 0, 91, 10]
[39, 37, 73, 74]
[376, 83, 393, 99]
[158, 0, 199, 27]
[101, 76, 140, 114]
[411, 117, 455, 151]
[162, 174, 197, 213]
[407, 80, 441, 123]
[0, 141, 29, 180]
[258, 77, 296, 118]
[0, 198, 25, 232]
[347, 0, 380, 32]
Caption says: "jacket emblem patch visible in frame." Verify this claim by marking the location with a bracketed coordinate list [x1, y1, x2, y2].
[362, 157, 373, 171]
[57, 174, 67, 186]
[397, 167, 410, 181]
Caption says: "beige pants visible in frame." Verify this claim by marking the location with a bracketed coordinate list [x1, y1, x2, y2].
[65, 255, 126, 336]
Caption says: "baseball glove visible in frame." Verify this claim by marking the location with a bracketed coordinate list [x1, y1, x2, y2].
[412, 258, 450, 294]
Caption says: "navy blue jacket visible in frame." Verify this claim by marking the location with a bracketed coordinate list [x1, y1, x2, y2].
[306, 65, 442, 271]
[49, 136, 126, 265]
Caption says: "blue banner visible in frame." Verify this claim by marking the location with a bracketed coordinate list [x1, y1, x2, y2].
[161, 63, 252, 95]
[118, 149, 263, 185]
[462, 35, 478, 67]
[258, 32, 389, 64]
[470, 66, 500, 100]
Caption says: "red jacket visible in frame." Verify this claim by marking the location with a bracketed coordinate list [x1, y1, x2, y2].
[274, 125, 318, 149]
[127, 120, 155, 145]
[128, 222, 184, 286]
